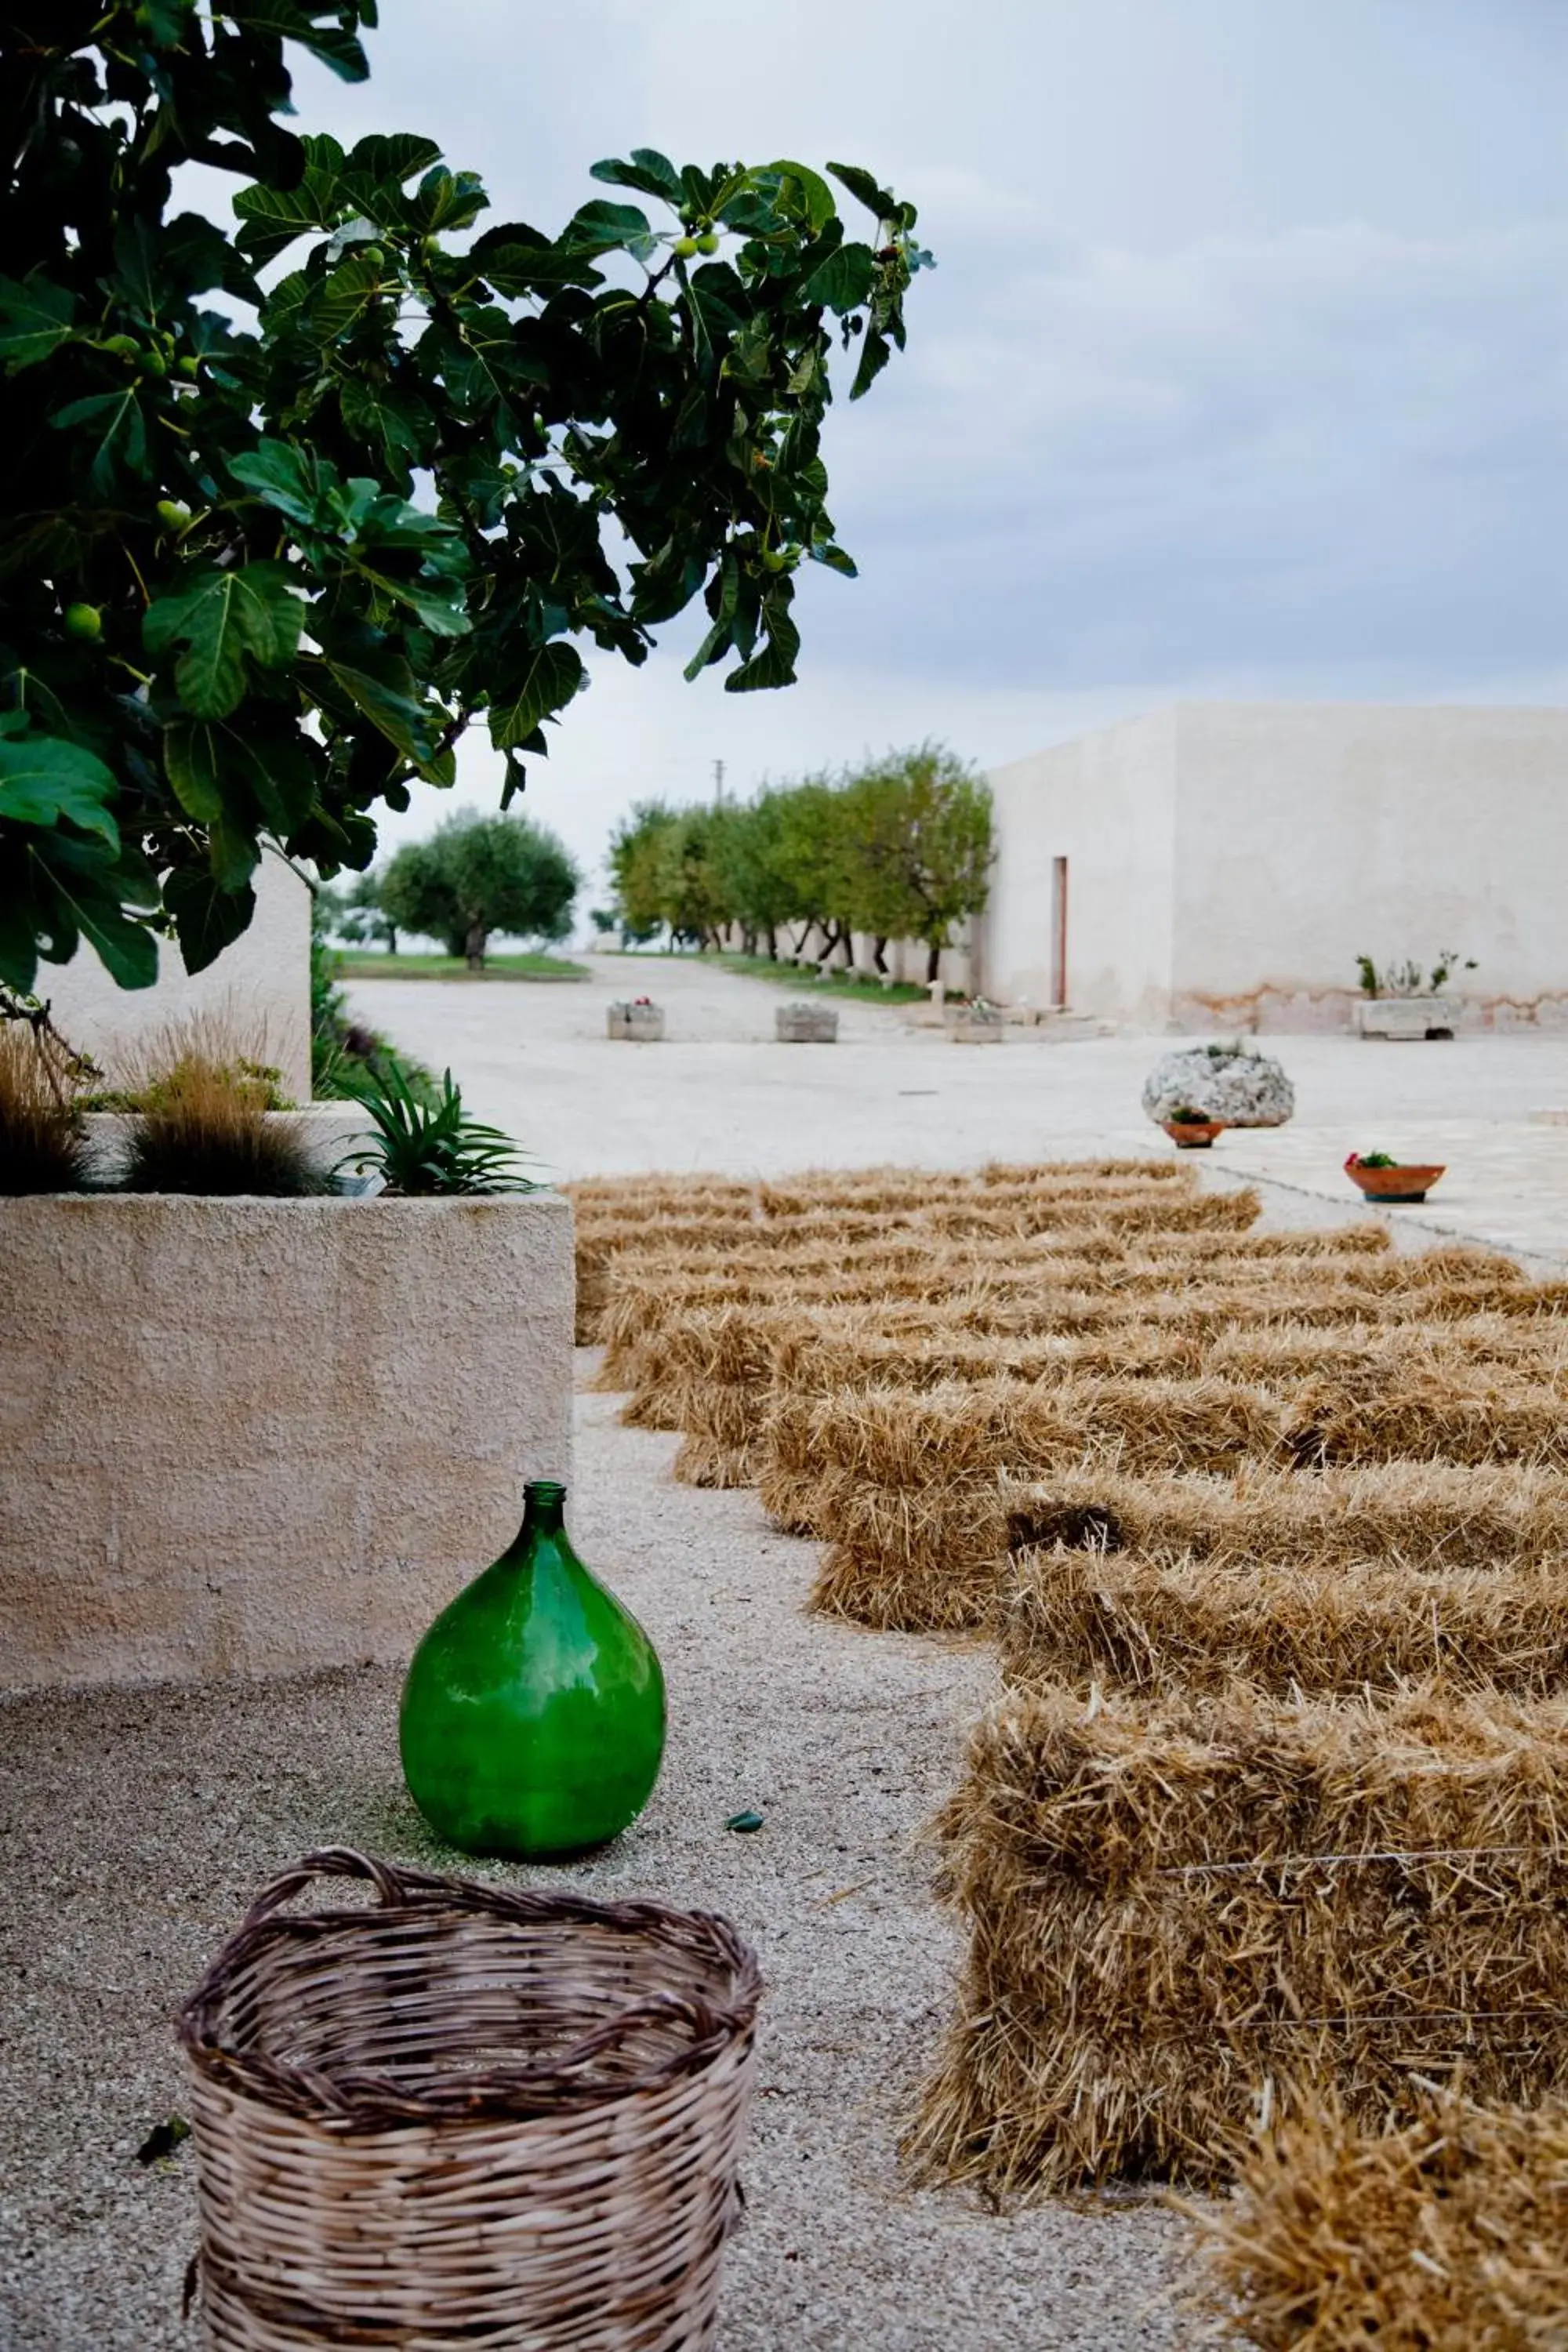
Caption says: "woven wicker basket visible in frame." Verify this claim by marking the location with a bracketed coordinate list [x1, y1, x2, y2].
[179, 1849, 762, 2350]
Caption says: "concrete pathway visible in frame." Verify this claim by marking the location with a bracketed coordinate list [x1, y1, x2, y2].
[347, 955, 1568, 1264]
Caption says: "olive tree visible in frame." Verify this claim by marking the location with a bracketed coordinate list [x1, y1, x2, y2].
[379, 812, 578, 967]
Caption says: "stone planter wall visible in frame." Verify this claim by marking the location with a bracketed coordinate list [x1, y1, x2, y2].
[775, 1004, 838, 1043]
[0, 1192, 574, 1690]
[608, 1003, 666, 1041]
[1356, 996, 1458, 1040]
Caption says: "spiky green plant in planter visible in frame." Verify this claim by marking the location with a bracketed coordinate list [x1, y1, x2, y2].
[341, 1067, 537, 1196]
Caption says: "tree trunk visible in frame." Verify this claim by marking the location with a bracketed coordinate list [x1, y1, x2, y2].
[926, 938, 942, 986]
[764, 924, 777, 960]
[465, 921, 488, 971]
[872, 935, 888, 975]
[386, 924, 398, 957]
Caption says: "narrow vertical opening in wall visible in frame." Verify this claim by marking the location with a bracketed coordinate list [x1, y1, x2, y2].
[1050, 856, 1069, 1007]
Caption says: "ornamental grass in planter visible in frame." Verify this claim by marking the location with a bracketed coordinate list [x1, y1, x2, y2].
[0, 1019, 90, 1193]
[121, 1051, 326, 1196]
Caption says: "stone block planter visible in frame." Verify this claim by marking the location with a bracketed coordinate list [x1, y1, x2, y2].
[1357, 997, 1458, 1040]
[775, 1004, 838, 1044]
[946, 1003, 1005, 1044]
[0, 1192, 573, 1690]
[608, 1001, 666, 1042]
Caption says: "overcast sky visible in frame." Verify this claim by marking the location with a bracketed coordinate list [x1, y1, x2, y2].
[283, 0, 1567, 898]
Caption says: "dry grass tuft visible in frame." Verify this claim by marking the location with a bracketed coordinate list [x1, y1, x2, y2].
[909, 1682, 1568, 2193]
[1188, 2092, 1568, 2350]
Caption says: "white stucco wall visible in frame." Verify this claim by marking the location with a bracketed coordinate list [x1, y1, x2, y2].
[1167, 704, 1568, 1032]
[39, 846, 313, 1098]
[982, 702, 1568, 1032]
[978, 709, 1179, 1022]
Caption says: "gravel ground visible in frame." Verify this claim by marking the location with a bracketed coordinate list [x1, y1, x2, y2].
[0, 1363, 1194, 2351]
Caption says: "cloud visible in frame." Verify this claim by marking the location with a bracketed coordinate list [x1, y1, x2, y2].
[815, 212, 1568, 684]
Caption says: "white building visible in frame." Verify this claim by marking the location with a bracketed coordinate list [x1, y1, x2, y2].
[978, 702, 1568, 1033]
[42, 847, 314, 1098]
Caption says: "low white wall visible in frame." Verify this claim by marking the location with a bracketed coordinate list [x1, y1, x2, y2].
[1169, 704, 1568, 1033]
[40, 848, 313, 1099]
[979, 710, 1178, 1022]
[0, 1192, 574, 1690]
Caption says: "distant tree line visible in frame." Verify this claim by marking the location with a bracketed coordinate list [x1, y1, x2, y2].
[606, 744, 993, 982]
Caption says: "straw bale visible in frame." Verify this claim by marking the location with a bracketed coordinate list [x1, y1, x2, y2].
[978, 1156, 1191, 1185]
[760, 1375, 1283, 1490]
[1189, 2092, 1568, 2350]
[1000, 1543, 1568, 1699]
[670, 1431, 755, 1488]
[772, 1326, 1208, 1400]
[769, 1303, 1563, 1406]
[801, 1462, 1568, 1634]
[807, 1479, 1011, 1629]
[1283, 1367, 1568, 1468]
[1002, 1461, 1568, 1575]
[909, 1683, 1568, 2192]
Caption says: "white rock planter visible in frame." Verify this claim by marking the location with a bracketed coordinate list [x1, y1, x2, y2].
[0, 1192, 573, 1690]
[775, 1004, 838, 1044]
[1142, 1044, 1295, 1127]
[608, 1000, 666, 1042]
[1356, 996, 1458, 1040]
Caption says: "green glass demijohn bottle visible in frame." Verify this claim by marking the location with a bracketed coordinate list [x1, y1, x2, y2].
[399, 1481, 666, 1860]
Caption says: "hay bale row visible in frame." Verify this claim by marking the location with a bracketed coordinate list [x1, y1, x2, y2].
[1002, 1543, 1568, 1700]
[597, 1245, 1561, 1378]
[760, 1361, 1568, 1525]
[909, 1683, 1568, 2193]
[768, 1310, 1568, 1409]
[579, 1210, 1241, 1345]
[568, 1160, 1258, 1341]
[804, 1460, 1568, 1635]
[760, 1374, 1284, 1493]
[1190, 2091, 1568, 2350]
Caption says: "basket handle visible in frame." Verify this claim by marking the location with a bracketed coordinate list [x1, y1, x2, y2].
[234, 1848, 412, 1929]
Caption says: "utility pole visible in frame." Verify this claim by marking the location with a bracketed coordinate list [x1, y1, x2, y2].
[713, 757, 725, 806]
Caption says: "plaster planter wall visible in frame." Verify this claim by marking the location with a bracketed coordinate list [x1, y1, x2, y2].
[608, 1003, 666, 1041]
[775, 1004, 838, 1043]
[1356, 997, 1458, 1040]
[0, 1192, 573, 1691]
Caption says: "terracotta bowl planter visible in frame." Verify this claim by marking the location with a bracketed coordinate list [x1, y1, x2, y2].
[1163, 1119, 1225, 1149]
[1345, 1162, 1446, 1204]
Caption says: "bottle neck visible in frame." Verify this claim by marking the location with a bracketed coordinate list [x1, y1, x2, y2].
[522, 1480, 567, 1537]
